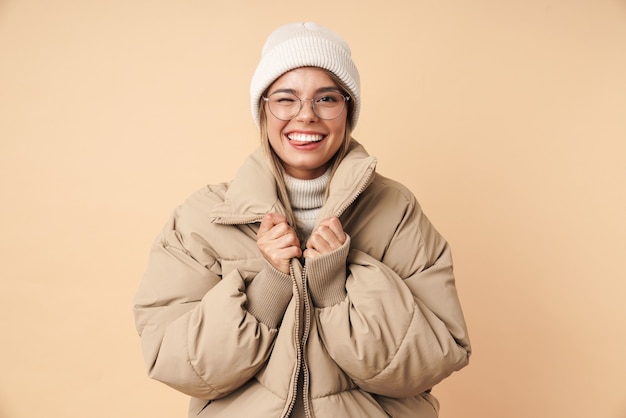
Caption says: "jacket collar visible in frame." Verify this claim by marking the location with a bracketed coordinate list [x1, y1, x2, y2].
[318, 141, 377, 221]
[209, 141, 377, 225]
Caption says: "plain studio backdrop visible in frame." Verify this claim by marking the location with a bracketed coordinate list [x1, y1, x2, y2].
[1, 1, 625, 417]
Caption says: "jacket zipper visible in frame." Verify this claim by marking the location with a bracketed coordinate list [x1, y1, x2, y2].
[211, 215, 265, 225]
[216, 163, 374, 417]
[282, 263, 303, 418]
[333, 165, 375, 218]
[287, 165, 375, 418]
[213, 164, 374, 226]
[282, 263, 314, 418]
[300, 264, 313, 418]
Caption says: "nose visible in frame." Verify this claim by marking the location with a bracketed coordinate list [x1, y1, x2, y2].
[295, 98, 319, 122]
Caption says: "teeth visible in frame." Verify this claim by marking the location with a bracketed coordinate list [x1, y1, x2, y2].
[287, 133, 324, 142]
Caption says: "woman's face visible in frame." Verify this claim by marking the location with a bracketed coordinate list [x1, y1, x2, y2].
[264, 67, 348, 180]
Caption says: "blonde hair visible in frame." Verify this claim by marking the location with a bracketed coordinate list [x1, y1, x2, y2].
[258, 70, 356, 232]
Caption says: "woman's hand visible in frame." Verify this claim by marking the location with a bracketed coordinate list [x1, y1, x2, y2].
[257, 213, 302, 274]
[304, 217, 346, 258]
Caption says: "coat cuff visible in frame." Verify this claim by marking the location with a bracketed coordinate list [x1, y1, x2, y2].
[306, 235, 350, 308]
[245, 261, 293, 328]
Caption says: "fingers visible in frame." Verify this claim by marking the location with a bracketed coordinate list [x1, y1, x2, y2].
[303, 248, 321, 259]
[265, 243, 301, 270]
[257, 213, 302, 273]
[318, 217, 346, 244]
[306, 217, 346, 257]
[259, 214, 346, 264]
[258, 214, 298, 246]
[258, 212, 289, 235]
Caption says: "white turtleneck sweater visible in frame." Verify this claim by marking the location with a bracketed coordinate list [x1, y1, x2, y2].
[283, 170, 330, 244]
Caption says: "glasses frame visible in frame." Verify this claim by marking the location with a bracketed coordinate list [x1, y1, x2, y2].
[262, 91, 351, 121]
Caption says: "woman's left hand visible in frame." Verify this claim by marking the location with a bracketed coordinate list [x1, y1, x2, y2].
[304, 217, 346, 258]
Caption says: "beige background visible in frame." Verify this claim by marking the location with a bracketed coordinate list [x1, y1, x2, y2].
[1, 0, 625, 417]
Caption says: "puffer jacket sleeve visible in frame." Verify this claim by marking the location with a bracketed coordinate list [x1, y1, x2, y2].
[309, 190, 471, 398]
[132, 195, 288, 400]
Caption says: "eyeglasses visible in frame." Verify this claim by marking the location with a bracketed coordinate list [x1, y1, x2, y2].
[262, 91, 350, 121]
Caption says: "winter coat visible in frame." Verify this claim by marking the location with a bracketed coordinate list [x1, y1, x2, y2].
[133, 141, 471, 417]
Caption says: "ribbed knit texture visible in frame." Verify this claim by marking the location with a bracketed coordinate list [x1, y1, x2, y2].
[284, 170, 329, 242]
[245, 171, 330, 328]
[245, 261, 293, 329]
[306, 236, 350, 307]
[250, 22, 361, 128]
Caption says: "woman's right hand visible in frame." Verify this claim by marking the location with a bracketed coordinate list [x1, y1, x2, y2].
[257, 213, 302, 274]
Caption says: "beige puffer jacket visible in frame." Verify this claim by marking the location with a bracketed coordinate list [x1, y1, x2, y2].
[133, 141, 471, 417]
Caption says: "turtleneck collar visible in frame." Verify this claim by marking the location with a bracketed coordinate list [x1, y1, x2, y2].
[284, 169, 330, 240]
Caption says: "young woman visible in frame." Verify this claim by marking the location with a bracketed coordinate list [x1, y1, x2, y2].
[133, 22, 471, 418]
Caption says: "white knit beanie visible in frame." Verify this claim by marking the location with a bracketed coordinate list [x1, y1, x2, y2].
[250, 22, 361, 129]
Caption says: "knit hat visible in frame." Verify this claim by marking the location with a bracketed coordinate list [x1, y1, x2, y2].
[250, 22, 361, 129]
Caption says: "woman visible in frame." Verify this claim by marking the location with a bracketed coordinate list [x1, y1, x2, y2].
[133, 22, 471, 418]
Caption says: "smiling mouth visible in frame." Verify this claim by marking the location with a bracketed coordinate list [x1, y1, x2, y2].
[287, 133, 325, 143]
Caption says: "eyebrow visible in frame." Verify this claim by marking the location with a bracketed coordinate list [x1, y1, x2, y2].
[269, 86, 343, 96]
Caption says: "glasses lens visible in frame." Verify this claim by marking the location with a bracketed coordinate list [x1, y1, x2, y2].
[313, 92, 346, 120]
[266, 92, 347, 120]
[267, 92, 300, 120]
